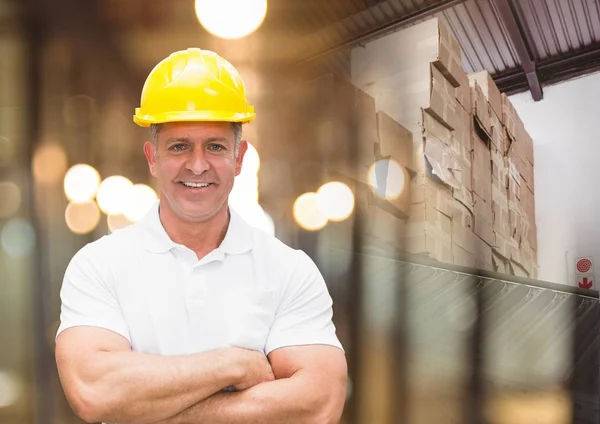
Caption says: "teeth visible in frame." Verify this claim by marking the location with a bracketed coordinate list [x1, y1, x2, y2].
[182, 182, 209, 188]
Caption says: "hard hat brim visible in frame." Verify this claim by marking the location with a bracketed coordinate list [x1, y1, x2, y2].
[133, 108, 256, 128]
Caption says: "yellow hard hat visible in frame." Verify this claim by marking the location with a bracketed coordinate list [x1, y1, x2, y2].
[133, 48, 255, 127]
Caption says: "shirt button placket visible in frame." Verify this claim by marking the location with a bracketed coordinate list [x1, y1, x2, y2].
[187, 265, 208, 305]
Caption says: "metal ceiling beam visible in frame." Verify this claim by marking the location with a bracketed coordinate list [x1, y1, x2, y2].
[296, 0, 467, 65]
[494, 42, 600, 95]
[491, 0, 543, 101]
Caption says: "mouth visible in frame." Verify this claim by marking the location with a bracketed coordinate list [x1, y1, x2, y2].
[178, 181, 214, 189]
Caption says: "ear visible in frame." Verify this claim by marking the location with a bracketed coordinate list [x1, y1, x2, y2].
[143, 141, 158, 177]
[235, 140, 248, 177]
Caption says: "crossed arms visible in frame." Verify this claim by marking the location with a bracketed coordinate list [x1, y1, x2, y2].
[55, 326, 347, 424]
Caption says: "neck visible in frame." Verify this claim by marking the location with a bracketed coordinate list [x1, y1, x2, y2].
[158, 201, 230, 259]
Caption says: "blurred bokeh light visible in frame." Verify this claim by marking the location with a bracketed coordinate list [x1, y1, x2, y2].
[0, 371, 21, 408]
[194, 0, 268, 39]
[316, 181, 355, 222]
[230, 173, 259, 206]
[122, 184, 158, 222]
[239, 203, 275, 236]
[241, 142, 260, 175]
[33, 144, 68, 185]
[107, 214, 134, 233]
[0, 181, 22, 218]
[65, 201, 101, 235]
[63, 164, 101, 203]
[293, 192, 328, 231]
[96, 175, 133, 215]
[1, 218, 36, 258]
[367, 158, 406, 200]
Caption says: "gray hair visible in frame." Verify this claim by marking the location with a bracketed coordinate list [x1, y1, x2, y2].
[150, 122, 243, 155]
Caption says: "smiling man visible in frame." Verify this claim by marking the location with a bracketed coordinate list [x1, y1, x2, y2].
[55, 48, 347, 424]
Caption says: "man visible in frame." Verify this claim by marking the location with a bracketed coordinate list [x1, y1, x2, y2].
[55, 48, 347, 424]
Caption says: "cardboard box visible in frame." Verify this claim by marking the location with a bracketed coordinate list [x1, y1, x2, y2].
[406, 202, 453, 263]
[422, 110, 473, 211]
[426, 65, 461, 131]
[507, 170, 521, 203]
[364, 203, 406, 250]
[507, 237, 529, 273]
[475, 236, 494, 271]
[531, 249, 538, 279]
[521, 185, 535, 222]
[508, 201, 522, 241]
[509, 260, 529, 278]
[456, 81, 471, 111]
[524, 160, 534, 193]
[473, 193, 494, 246]
[492, 250, 509, 274]
[452, 200, 475, 253]
[453, 105, 471, 150]
[351, 64, 461, 155]
[471, 83, 492, 136]
[410, 173, 454, 218]
[507, 143, 528, 184]
[472, 126, 492, 203]
[355, 86, 379, 178]
[351, 17, 467, 89]
[491, 145, 508, 186]
[387, 176, 412, 219]
[517, 127, 535, 193]
[518, 240, 534, 274]
[492, 182, 510, 239]
[452, 241, 494, 271]
[368, 160, 412, 218]
[298, 74, 377, 183]
[376, 111, 414, 172]
[501, 93, 524, 141]
[452, 243, 477, 268]
[489, 110, 503, 152]
[468, 71, 502, 120]
[520, 186, 537, 251]
[519, 125, 534, 165]
[492, 231, 510, 261]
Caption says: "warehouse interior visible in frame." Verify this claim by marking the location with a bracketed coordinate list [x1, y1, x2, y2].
[2, 0, 600, 423]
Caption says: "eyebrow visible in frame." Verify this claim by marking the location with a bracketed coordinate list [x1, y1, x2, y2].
[166, 137, 193, 144]
[165, 136, 230, 144]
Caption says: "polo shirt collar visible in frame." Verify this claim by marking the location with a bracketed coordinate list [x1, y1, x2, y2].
[140, 201, 254, 255]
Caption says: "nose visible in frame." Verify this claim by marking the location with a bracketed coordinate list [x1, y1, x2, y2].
[185, 148, 210, 175]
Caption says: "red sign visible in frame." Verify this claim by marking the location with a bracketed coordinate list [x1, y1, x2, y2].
[576, 257, 594, 273]
[577, 274, 595, 290]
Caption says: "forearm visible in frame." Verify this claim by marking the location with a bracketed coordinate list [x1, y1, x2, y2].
[168, 373, 342, 424]
[76, 349, 241, 424]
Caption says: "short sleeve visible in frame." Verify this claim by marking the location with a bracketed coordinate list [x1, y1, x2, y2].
[56, 245, 131, 343]
[265, 250, 343, 355]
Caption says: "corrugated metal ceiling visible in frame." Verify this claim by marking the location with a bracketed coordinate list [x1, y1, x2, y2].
[518, 0, 600, 59]
[286, 0, 600, 94]
[440, 0, 519, 74]
[90, 0, 600, 96]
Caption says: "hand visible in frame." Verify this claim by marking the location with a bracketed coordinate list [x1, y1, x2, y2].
[231, 348, 274, 390]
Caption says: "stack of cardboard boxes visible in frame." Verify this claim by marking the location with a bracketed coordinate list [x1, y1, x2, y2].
[503, 93, 537, 278]
[350, 17, 538, 278]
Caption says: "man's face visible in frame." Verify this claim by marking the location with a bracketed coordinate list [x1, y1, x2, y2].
[143, 121, 247, 223]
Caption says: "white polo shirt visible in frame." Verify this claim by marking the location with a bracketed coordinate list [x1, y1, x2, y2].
[57, 203, 343, 356]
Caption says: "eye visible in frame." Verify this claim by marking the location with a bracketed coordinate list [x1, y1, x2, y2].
[169, 143, 187, 152]
[208, 144, 225, 152]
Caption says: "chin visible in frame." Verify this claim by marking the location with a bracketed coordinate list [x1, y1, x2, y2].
[178, 202, 224, 222]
